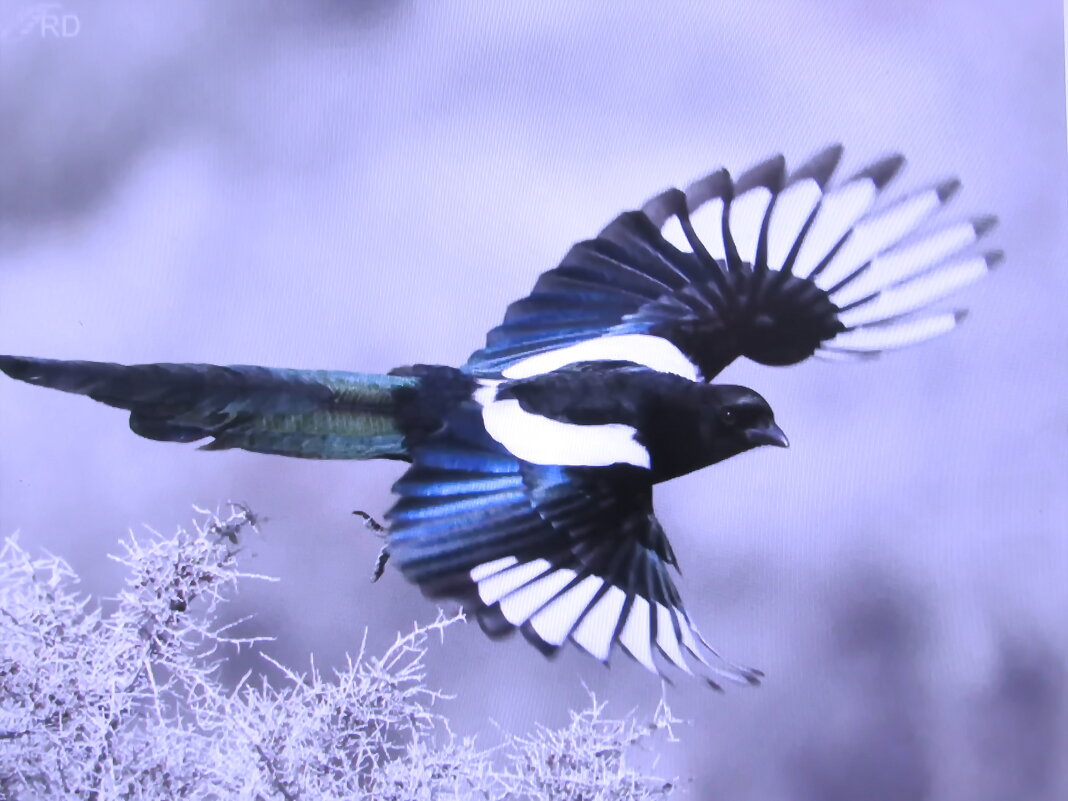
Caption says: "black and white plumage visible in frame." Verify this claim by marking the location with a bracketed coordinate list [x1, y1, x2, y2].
[466, 144, 1000, 380]
[390, 364, 786, 687]
[0, 145, 999, 689]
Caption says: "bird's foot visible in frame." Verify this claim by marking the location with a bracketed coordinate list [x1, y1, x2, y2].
[370, 544, 390, 583]
[353, 510, 390, 581]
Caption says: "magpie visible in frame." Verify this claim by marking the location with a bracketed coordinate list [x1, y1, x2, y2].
[0, 145, 999, 688]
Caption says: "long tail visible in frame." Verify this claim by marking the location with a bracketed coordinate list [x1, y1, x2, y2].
[0, 356, 471, 461]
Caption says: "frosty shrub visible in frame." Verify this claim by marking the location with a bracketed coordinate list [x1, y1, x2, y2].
[0, 505, 678, 800]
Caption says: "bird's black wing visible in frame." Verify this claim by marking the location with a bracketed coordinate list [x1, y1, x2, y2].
[464, 145, 1000, 380]
[0, 356, 416, 459]
[387, 399, 759, 688]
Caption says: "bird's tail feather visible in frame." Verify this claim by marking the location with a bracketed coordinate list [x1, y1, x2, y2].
[0, 355, 438, 460]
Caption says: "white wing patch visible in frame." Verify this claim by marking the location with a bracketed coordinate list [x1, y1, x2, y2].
[475, 558, 550, 605]
[663, 196, 728, 258]
[655, 151, 997, 358]
[766, 178, 823, 269]
[570, 585, 627, 662]
[500, 333, 700, 381]
[529, 575, 604, 646]
[792, 178, 879, 279]
[498, 567, 576, 626]
[729, 186, 774, 265]
[477, 333, 693, 476]
[660, 213, 689, 253]
[690, 196, 727, 259]
[618, 595, 656, 672]
[838, 255, 991, 328]
[471, 557, 756, 685]
[469, 555, 518, 583]
[832, 219, 987, 307]
[812, 183, 946, 293]
[481, 398, 650, 469]
[655, 602, 691, 673]
[825, 310, 960, 351]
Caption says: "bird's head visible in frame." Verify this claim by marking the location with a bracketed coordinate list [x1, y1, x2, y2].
[697, 384, 789, 463]
[641, 381, 788, 482]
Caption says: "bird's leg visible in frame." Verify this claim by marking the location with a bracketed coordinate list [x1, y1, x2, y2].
[353, 510, 390, 582]
[352, 509, 385, 532]
[352, 514, 386, 534]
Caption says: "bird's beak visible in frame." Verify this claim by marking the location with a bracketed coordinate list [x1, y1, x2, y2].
[747, 421, 789, 449]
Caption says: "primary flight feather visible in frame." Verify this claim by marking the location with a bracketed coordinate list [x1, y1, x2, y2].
[0, 145, 999, 688]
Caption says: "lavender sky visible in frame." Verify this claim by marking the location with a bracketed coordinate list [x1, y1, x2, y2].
[1, 1, 1065, 798]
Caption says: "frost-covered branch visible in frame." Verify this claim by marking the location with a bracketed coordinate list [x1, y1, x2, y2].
[0, 506, 678, 800]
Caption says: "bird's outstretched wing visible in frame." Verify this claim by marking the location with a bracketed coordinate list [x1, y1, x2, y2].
[0, 356, 415, 459]
[465, 145, 1000, 380]
[387, 399, 759, 688]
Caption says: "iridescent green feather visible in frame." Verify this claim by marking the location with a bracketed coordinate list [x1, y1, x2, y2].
[0, 356, 418, 460]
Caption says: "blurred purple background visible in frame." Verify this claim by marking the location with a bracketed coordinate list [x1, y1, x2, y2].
[1, 1, 1065, 797]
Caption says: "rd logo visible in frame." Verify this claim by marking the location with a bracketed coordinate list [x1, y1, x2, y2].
[1, 3, 81, 43]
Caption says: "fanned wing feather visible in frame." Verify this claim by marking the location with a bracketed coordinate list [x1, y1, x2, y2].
[387, 401, 759, 687]
[465, 145, 998, 379]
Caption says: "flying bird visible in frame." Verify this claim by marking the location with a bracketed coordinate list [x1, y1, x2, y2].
[0, 145, 1000, 688]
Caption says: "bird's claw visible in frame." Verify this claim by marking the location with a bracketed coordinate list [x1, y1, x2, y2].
[352, 509, 385, 533]
[370, 543, 390, 583]
[353, 510, 390, 581]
